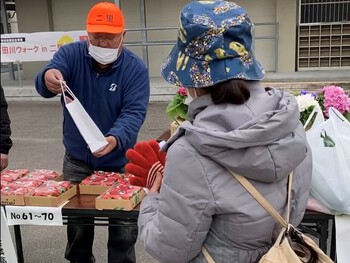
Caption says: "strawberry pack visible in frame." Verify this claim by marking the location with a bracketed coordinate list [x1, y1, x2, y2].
[100, 184, 142, 200]
[95, 181, 145, 211]
[79, 171, 133, 195]
[32, 181, 72, 197]
[1, 168, 75, 206]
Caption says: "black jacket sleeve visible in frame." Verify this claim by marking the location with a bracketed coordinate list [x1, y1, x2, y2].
[0, 85, 12, 154]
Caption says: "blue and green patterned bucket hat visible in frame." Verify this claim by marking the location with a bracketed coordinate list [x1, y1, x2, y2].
[161, 1, 265, 88]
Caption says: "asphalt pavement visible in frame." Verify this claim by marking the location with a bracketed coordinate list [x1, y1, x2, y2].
[6, 99, 171, 263]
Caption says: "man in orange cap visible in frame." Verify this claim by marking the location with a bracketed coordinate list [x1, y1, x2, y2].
[35, 2, 150, 263]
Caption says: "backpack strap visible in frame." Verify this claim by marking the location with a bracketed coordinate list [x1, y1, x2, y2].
[227, 170, 293, 228]
[201, 171, 293, 263]
[202, 246, 215, 263]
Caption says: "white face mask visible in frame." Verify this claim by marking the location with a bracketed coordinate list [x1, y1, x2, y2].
[184, 95, 193, 105]
[184, 88, 198, 105]
[88, 40, 122, 65]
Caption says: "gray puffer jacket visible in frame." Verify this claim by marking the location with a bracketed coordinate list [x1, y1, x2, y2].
[138, 84, 312, 263]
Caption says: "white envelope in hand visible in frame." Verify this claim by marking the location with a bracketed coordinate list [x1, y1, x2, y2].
[60, 80, 108, 153]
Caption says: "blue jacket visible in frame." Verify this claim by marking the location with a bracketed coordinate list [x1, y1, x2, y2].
[35, 41, 150, 171]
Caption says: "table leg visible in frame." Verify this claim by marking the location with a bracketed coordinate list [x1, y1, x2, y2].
[317, 220, 329, 254]
[13, 225, 24, 263]
[330, 218, 336, 261]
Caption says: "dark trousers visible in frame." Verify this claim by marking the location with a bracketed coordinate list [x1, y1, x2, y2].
[63, 152, 138, 263]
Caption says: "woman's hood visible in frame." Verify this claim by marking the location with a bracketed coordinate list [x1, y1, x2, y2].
[186, 88, 300, 149]
[164, 88, 307, 183]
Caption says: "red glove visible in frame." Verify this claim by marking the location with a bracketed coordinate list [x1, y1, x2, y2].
[147, 140, 166, 166]
[125, 140, 166, 188]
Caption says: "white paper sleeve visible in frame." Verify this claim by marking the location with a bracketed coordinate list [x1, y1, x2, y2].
[60, 80, 108, 153]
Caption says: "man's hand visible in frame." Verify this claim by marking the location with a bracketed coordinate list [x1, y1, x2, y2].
[93, 136, 117, 158]
[0, 153, 9, 171]
[44, 69, 64, 94]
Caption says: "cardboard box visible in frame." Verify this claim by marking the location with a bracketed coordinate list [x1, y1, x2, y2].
[1, 195, 26, 206]
[24, 185, 77, 207]
[1, 186, 37, 206]
[78, 172, 129, 195]
[1, 170, 62, 206]
[20, 170, 62, 181]
[79, 184, 111, 195]
[95, 188, 146, 211]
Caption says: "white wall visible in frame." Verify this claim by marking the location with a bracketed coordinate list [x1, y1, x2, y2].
[49, 0, 189, 77]
[14, 0, 294, 80]
[235, 0, 277, 72]
[143, 0, 189, 76]
[276, 0, 297, 72]
[51, 0, 97, 31]
[118, 0, 189, 76]
[50, 0, 279, 75]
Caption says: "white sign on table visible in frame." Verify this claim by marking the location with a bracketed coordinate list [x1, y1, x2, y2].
[1, 207, 18, 263]
[5, 204, 65, 226]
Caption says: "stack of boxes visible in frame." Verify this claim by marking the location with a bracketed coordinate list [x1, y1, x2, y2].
[1, 169, 145, 210]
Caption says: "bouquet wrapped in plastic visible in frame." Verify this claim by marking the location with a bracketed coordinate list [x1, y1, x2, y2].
[296, 86, 350, 215]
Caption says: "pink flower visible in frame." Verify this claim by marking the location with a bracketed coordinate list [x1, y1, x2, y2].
[321, 85, 350, 117]
[177, 87, 187, 97]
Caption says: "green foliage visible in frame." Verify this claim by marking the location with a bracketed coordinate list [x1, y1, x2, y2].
[316, 93, 325, 112]
[300, 105, 316, 126]
[344, 111, 350, 122]
[166, 93, 188, 124]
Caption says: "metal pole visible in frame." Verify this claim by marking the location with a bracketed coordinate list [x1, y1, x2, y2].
[275, 23, 279, 72]
[0, 0, 15, 80]
[114, 0, 149, 66]
[17, 61, 22, 87]
[251, 24, 255, 54]
[140, 0, 149, 67]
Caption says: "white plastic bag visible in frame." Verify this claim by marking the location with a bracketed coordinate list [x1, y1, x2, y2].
[305, 107, 350, 215]
[60, 80, 108, 153]
[304, 106, 325, 132]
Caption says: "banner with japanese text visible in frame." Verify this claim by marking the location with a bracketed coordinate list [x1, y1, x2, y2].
[0, 31, 88, 62]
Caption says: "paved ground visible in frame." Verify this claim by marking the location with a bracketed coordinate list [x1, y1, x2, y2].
[6, 100, 170, 263]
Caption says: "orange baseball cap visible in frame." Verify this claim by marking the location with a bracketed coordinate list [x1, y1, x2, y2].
[86, 2, 125, 34]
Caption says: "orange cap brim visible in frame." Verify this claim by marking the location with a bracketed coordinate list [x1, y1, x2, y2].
[87, 24, 124, 34]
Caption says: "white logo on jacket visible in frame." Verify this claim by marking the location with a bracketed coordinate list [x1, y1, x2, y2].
[109, 83, 117, 91]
